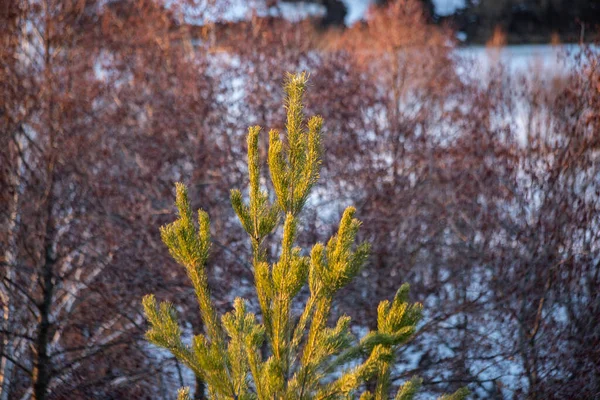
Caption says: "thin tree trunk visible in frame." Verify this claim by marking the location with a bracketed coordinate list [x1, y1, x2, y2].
[32, 161, 57, 400]
[0, 135, 24, 400]
[31, 7, 57, 397]
[32, 252, 54, 400]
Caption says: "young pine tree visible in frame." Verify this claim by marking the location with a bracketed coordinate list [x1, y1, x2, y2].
[142, 73, 469, 400]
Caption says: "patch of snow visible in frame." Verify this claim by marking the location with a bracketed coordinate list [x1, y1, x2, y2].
[278, 2, 326, 21]
[455, 31, 467, 42]
[342, 0, 372, 25]
[455, 44, 577, 75]
[180, 0, 326, 24]
[433, 0, 465, 16]
[342, 0, 468, 23]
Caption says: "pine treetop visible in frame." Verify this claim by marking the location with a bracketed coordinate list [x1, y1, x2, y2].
[143, 72, 469, 400]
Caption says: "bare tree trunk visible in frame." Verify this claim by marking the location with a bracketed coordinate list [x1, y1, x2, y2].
[0, 135, 24, 400]
[31, 152, 57, 400]
[32, 252, 54, 400]
[0, 3, 22, 396]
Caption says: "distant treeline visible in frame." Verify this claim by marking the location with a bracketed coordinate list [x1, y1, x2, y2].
[433, 0, 600, 44]
[295, 0, 600, 43]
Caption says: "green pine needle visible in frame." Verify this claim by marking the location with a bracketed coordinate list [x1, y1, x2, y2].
[141, 73, 468, 400]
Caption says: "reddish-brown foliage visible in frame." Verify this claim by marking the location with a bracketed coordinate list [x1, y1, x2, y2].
[2, 0, 599, 398]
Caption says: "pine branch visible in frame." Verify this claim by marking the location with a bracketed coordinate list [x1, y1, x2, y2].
[142, 72, 469, 400]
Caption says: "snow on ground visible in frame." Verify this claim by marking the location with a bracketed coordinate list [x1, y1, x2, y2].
[342, 0, 372, 25]
[343, 0, 466, 23]
[455, 44, 585, 146]
[180, 0, 466, 26]
[455, 44, 580, 75]
[179, 0, 325, 24]
[432, 0, 465, 16]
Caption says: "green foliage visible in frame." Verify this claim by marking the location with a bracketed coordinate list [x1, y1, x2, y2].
[142, 72, 469, 399]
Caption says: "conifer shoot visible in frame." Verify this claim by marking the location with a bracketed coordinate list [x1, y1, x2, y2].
[142, 72, 469, 400]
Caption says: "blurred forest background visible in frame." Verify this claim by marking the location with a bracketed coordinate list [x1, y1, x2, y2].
[1, 0, 599, 399]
